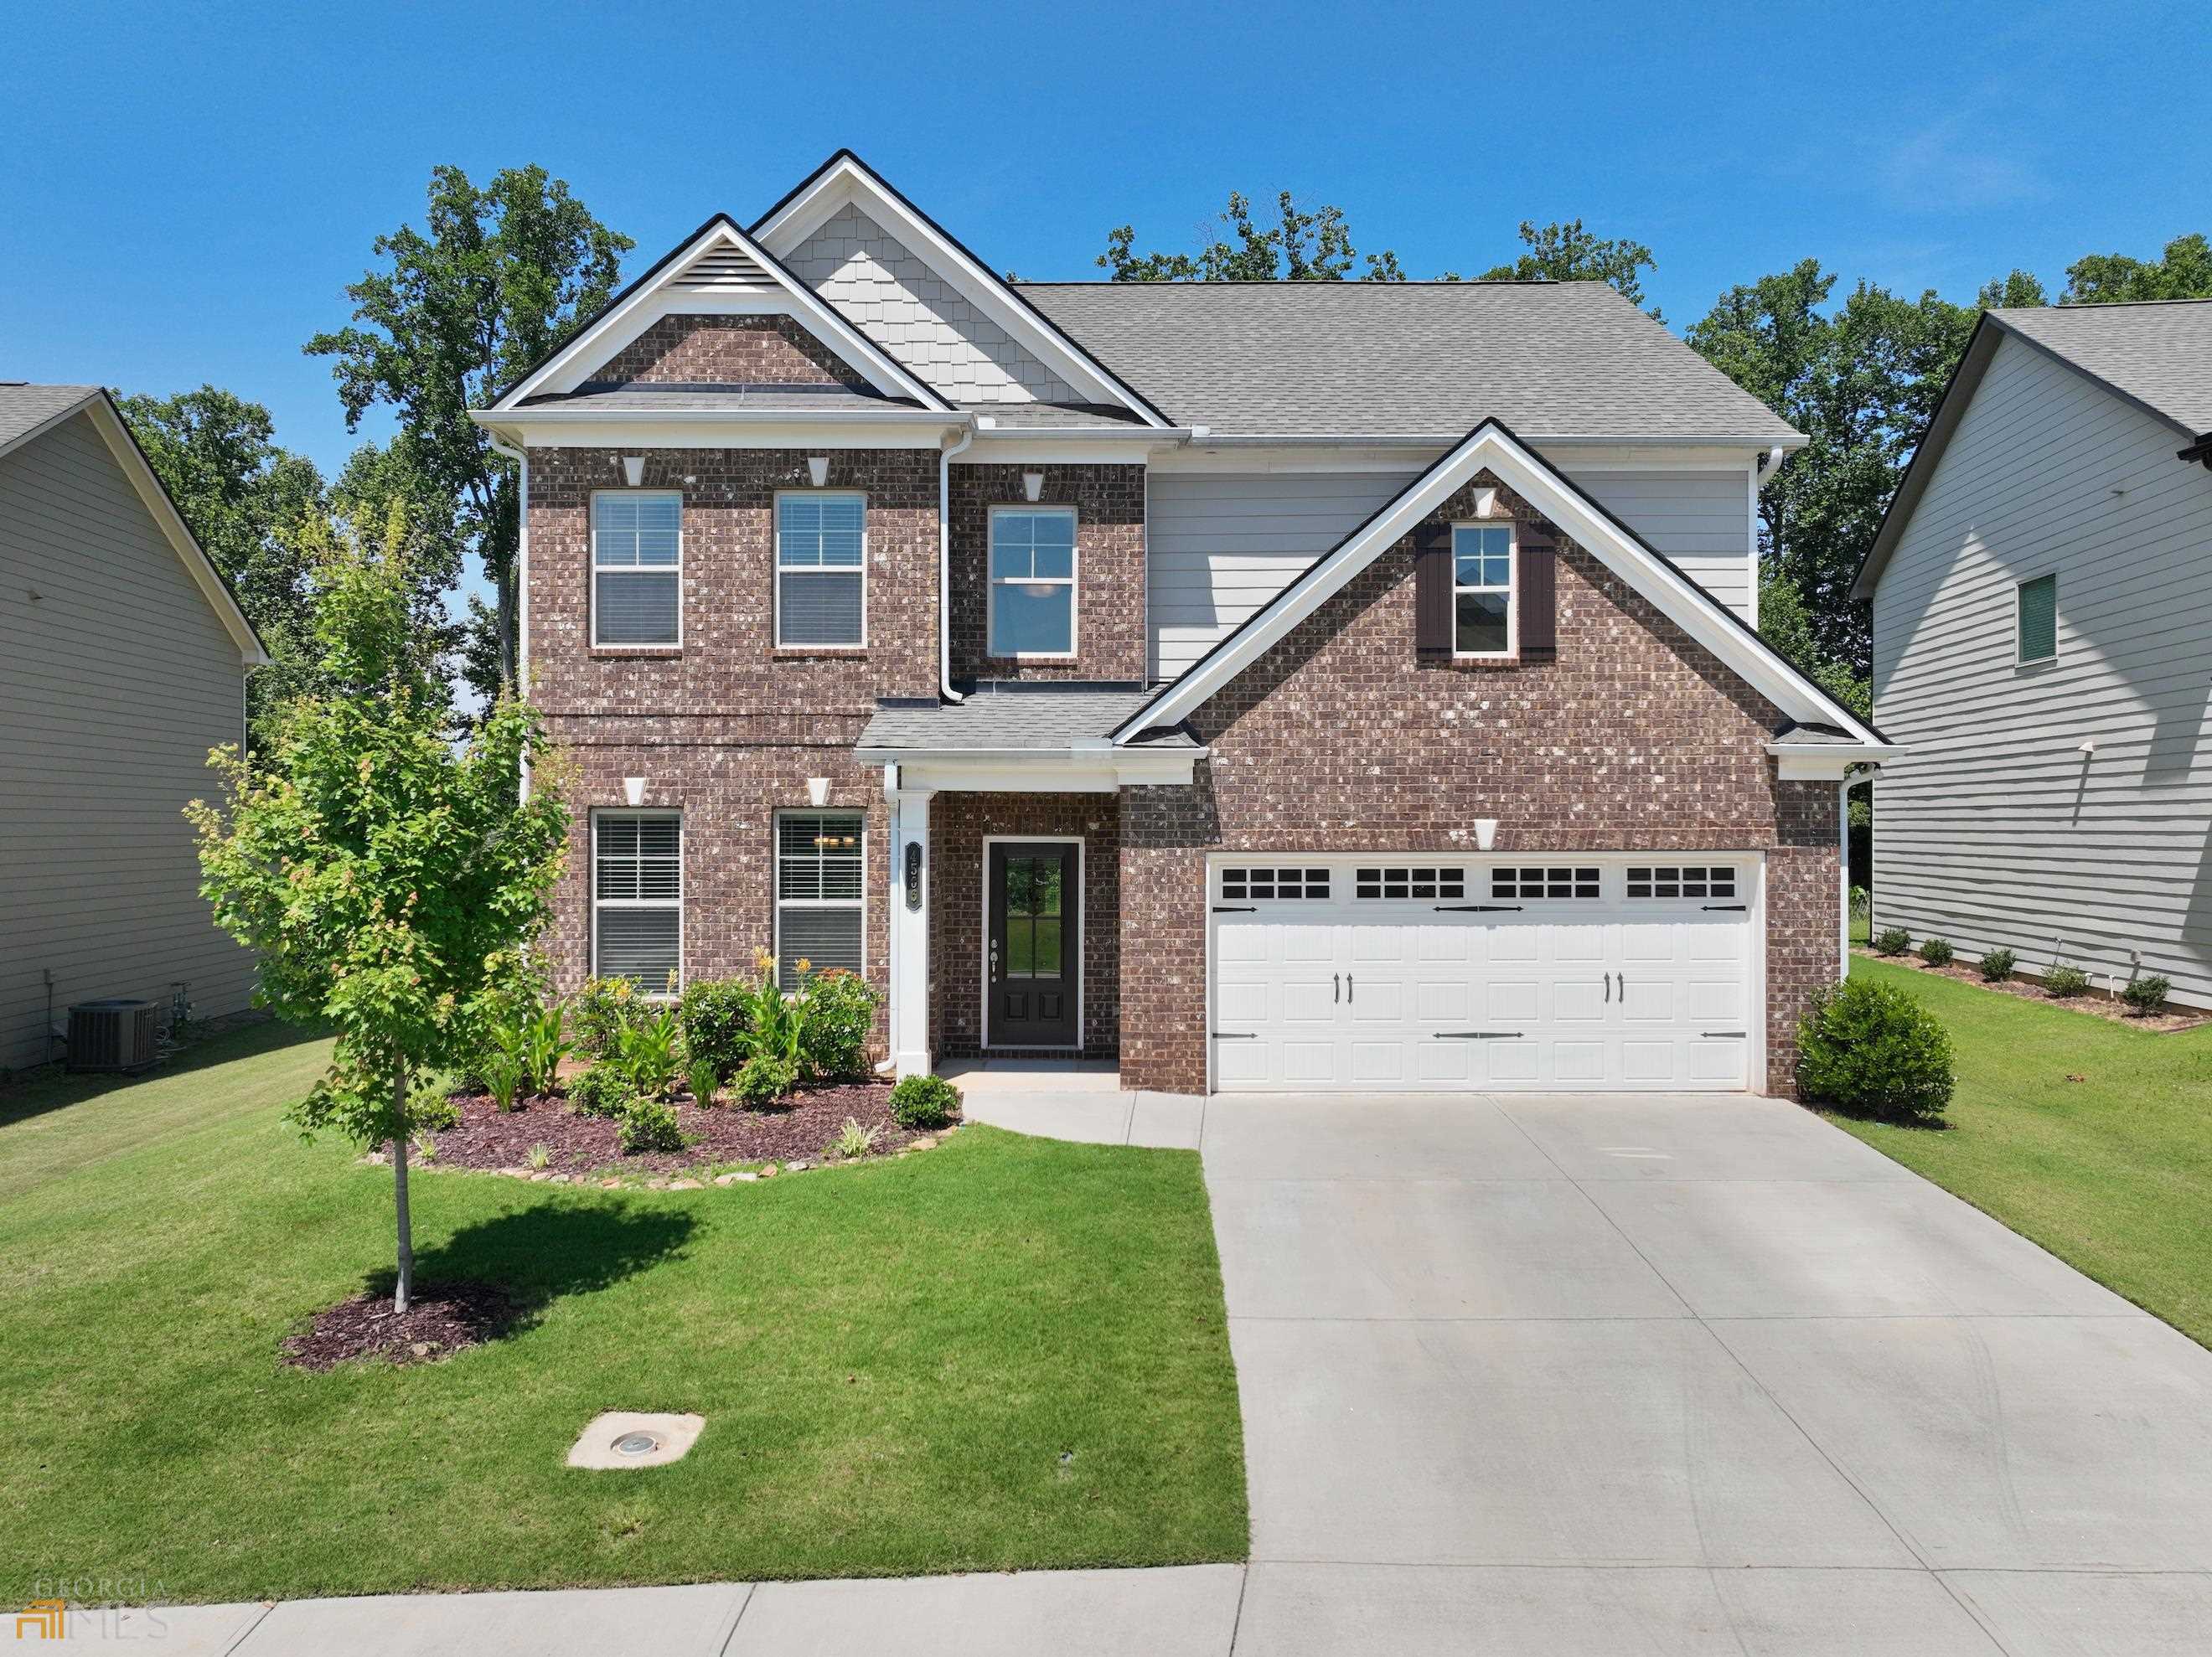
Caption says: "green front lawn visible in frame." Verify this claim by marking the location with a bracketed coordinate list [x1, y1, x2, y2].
[0, 1026, 1247, 1603]
[1832, 958, 2212, 1346]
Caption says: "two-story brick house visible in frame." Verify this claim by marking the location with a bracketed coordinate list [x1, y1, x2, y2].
[473, 151, 1894, 1097]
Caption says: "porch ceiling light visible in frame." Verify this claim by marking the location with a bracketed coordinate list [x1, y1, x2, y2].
[621, 455, 646, 488]
[1021, 469, 1046, 503]
[808, 454, 832, 488]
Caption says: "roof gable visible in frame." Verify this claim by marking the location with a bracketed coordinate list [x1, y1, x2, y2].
[751, 150, 1171, 427]
[0, 387, 267, 665]
[1114, 418, 1884, 750]
[491, 216, 951, 411]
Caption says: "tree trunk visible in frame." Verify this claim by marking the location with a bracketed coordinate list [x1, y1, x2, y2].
[391, 1066, 415, 1314]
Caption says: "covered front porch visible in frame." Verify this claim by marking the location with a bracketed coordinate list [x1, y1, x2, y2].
[854, 684, 1203, 1081]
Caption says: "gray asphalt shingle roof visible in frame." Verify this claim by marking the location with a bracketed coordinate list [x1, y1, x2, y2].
[1015, 282, 1802, 443]
[1992, 301, 2212, 436]
[0, 383, 99, 452]
[857, 684, 1196, 751]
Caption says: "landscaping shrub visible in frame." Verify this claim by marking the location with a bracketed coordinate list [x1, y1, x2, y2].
[2044, 963, 2091, 999]
[1795, 978, 1955, 1123]
[799, 968, 877, 1081]
[685, 1056, 722, 1107]
[678, 977, 753, 1081]
[829, 1117, 881, 1159]
[1872, 927, 1912, 957]
[612, 1009, 684, 1099]
[890, 1073, 961, 1130]
[735, 1053, 797, 1110]
[479, 1050, 525, 1113]
[1848, 885, 1871, 920]
[569, 977, 646, 1056]
[2122, 974, 2171, 1016]
[520, 1004, 570, 1097]
[1978, 947, 2017, 983]
[617, 1096, 685, 1154]
[1917, 937, 1955, 968]
[564, 1062, 629, 1118]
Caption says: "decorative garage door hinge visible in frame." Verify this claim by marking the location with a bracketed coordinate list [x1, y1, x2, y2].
[1434, 903, 1522, 912]
[1434, 1030, 1524, 1039]
[1212, 1031, 1258, 1039]
[1702, 904, 1747, 911]
[1212, 904, 1257, 913]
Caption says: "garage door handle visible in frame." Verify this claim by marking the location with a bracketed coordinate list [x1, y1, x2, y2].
[1434, 903, 1522, 911]
[1703, 904, 1745, 911]
[1435, 1030, 1523, 1040]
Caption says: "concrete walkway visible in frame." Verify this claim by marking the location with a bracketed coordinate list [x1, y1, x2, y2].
[99, 1090, 2212, 1654]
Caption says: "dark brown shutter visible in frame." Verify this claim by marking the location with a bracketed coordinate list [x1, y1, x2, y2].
[1517, 528, 1558, 663]
[1413, 521, 1453, 659]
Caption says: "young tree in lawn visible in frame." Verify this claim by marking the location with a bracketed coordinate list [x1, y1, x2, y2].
[305, 163, 632, 704]
[187, 505, 568, 1312]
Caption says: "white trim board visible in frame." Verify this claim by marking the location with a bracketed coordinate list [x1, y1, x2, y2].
[491, 216, 952, 412]
[979, 834, 1086, 1052]
[1112, 418, 1889, 751]
[751, 150, 1171, 429]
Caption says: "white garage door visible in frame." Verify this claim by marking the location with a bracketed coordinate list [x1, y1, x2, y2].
[1210, 858, 1756, 1092]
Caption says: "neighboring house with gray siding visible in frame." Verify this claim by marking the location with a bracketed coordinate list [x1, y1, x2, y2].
[0, 384, 268, 1069]
[1854, 302, 2212, 1008]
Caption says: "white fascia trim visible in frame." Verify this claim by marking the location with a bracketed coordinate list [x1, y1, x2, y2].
[963, 436, 1172, 466]
[492, 219, 951, 412]
[752, 160, 1171, 428]
[1113, 419, 1883, 748]
[1189, 431, 1810, 450]
[1768, 744, 1900, 781]
[80, 395, 270, 666]
[854, 749, 1202, 792]
[471, 411, 969, 451]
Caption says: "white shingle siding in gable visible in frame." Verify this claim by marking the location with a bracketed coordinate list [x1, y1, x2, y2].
[785, 204, 1078, 405]
[1872, 331, 2212, 1009]
[1145, 467, 1755, 682]
[0, 411, 257, 1067]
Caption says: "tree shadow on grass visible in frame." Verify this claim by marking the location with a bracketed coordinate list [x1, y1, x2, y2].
[359, 1203, 697, 1344]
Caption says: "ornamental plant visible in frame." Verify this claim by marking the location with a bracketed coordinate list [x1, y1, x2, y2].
[1795, 978, 1955, 1123]
[1977, 947, 2017, 983]
[1872, 927, 1912, 958]
[187, 511, 569, 1314]
[889, 1073, 961, 1130]
[1917, 937, 1955, 968]
[2122, 974, 2170, 1016]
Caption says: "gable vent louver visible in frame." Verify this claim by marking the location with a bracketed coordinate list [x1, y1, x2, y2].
[672, 243, 773, 292]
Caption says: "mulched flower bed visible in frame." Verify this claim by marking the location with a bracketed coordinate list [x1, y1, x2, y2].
[282, 1283, 515, 1371]
[1855, 947, 2209, 1033]
[418, 1081, 936, 1176]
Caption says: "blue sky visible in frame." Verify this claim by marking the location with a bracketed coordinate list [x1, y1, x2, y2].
[7, 0, 2206, 486]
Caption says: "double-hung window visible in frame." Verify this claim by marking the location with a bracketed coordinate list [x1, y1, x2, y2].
[594, 812, 682, 992]
[989, 506, 1077, 658]
[2017, 572, 2057, 664]
[775, 812, 864, 990]
[592, 493, 682, 646]
[1453, 523, 1514, 657]
[777, 493, 866, 646]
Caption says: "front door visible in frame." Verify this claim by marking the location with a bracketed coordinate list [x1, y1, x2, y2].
[987, 842, 1081, 1048]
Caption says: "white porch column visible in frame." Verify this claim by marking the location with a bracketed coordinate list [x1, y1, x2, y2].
[889, 779, 934, 1076]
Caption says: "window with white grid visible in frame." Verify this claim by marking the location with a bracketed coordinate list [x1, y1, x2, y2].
[776, 812, 864, 989]
[593, 812, 681, 991]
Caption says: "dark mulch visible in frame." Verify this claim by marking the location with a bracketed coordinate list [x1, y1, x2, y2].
[1854, 947, 2209, 1033]
[420, 1081, 936, 1175]
[282, 1283, 516, 1371]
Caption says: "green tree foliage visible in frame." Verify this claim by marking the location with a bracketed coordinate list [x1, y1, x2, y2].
[186, 507, 568, 1310]
[2062, 233, 2212, 303]
[1098, 192, 1403, 281]
[306, 164, 631, 702]
[1476, 219, 1661, 313]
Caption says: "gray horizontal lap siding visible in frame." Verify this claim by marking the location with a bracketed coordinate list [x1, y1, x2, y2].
[1145, 466, 1754, 681]
[0, 411, 256, 1068]
[1871, 333, 2212, 1008]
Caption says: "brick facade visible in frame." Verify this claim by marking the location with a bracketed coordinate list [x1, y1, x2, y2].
[948, 462, 1147, 683]
[587, 314, 871, 387]
[1116, 472, 1840, 1097]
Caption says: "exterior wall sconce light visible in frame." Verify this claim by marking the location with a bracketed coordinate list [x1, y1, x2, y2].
[1021, 469, 1046, 503]
[623, 777, 647, 807]
[806, 777, 832, 807]
[621, 456, 646, 488]
[808, 455, 832, 488]
[1473, 818, 1499, 851]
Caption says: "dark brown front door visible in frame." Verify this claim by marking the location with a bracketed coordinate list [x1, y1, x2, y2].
[987, 842, 1080, 1047]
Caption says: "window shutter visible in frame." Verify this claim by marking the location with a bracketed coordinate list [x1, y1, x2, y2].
[1413, 522, 1453, 658]
[1517, 528, 1558, 663]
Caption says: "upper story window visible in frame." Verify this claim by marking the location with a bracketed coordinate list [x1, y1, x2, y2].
[1453, 524, 1514, 657]
[990, 506, 1078, 658]
[592, 493, 682, 647]
[2017, 572, 2057, 664]
[777, 493, 866, 647]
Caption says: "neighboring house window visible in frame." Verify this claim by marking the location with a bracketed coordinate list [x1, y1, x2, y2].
[594, 812, 682, 992]
[592, 493, 682, 647]
[990, 506, 1078, 657]
[1453, 524, 1514, 656]
[777, 493, 866, 646]
[776, 812, 864, 989]
[2017, 572, 2058, 663]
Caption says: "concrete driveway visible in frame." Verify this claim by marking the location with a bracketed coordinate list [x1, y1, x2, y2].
[1202, 1091, 2212, 1655]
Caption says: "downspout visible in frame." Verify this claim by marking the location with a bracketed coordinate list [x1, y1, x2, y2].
[938, 427, 974, 704]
